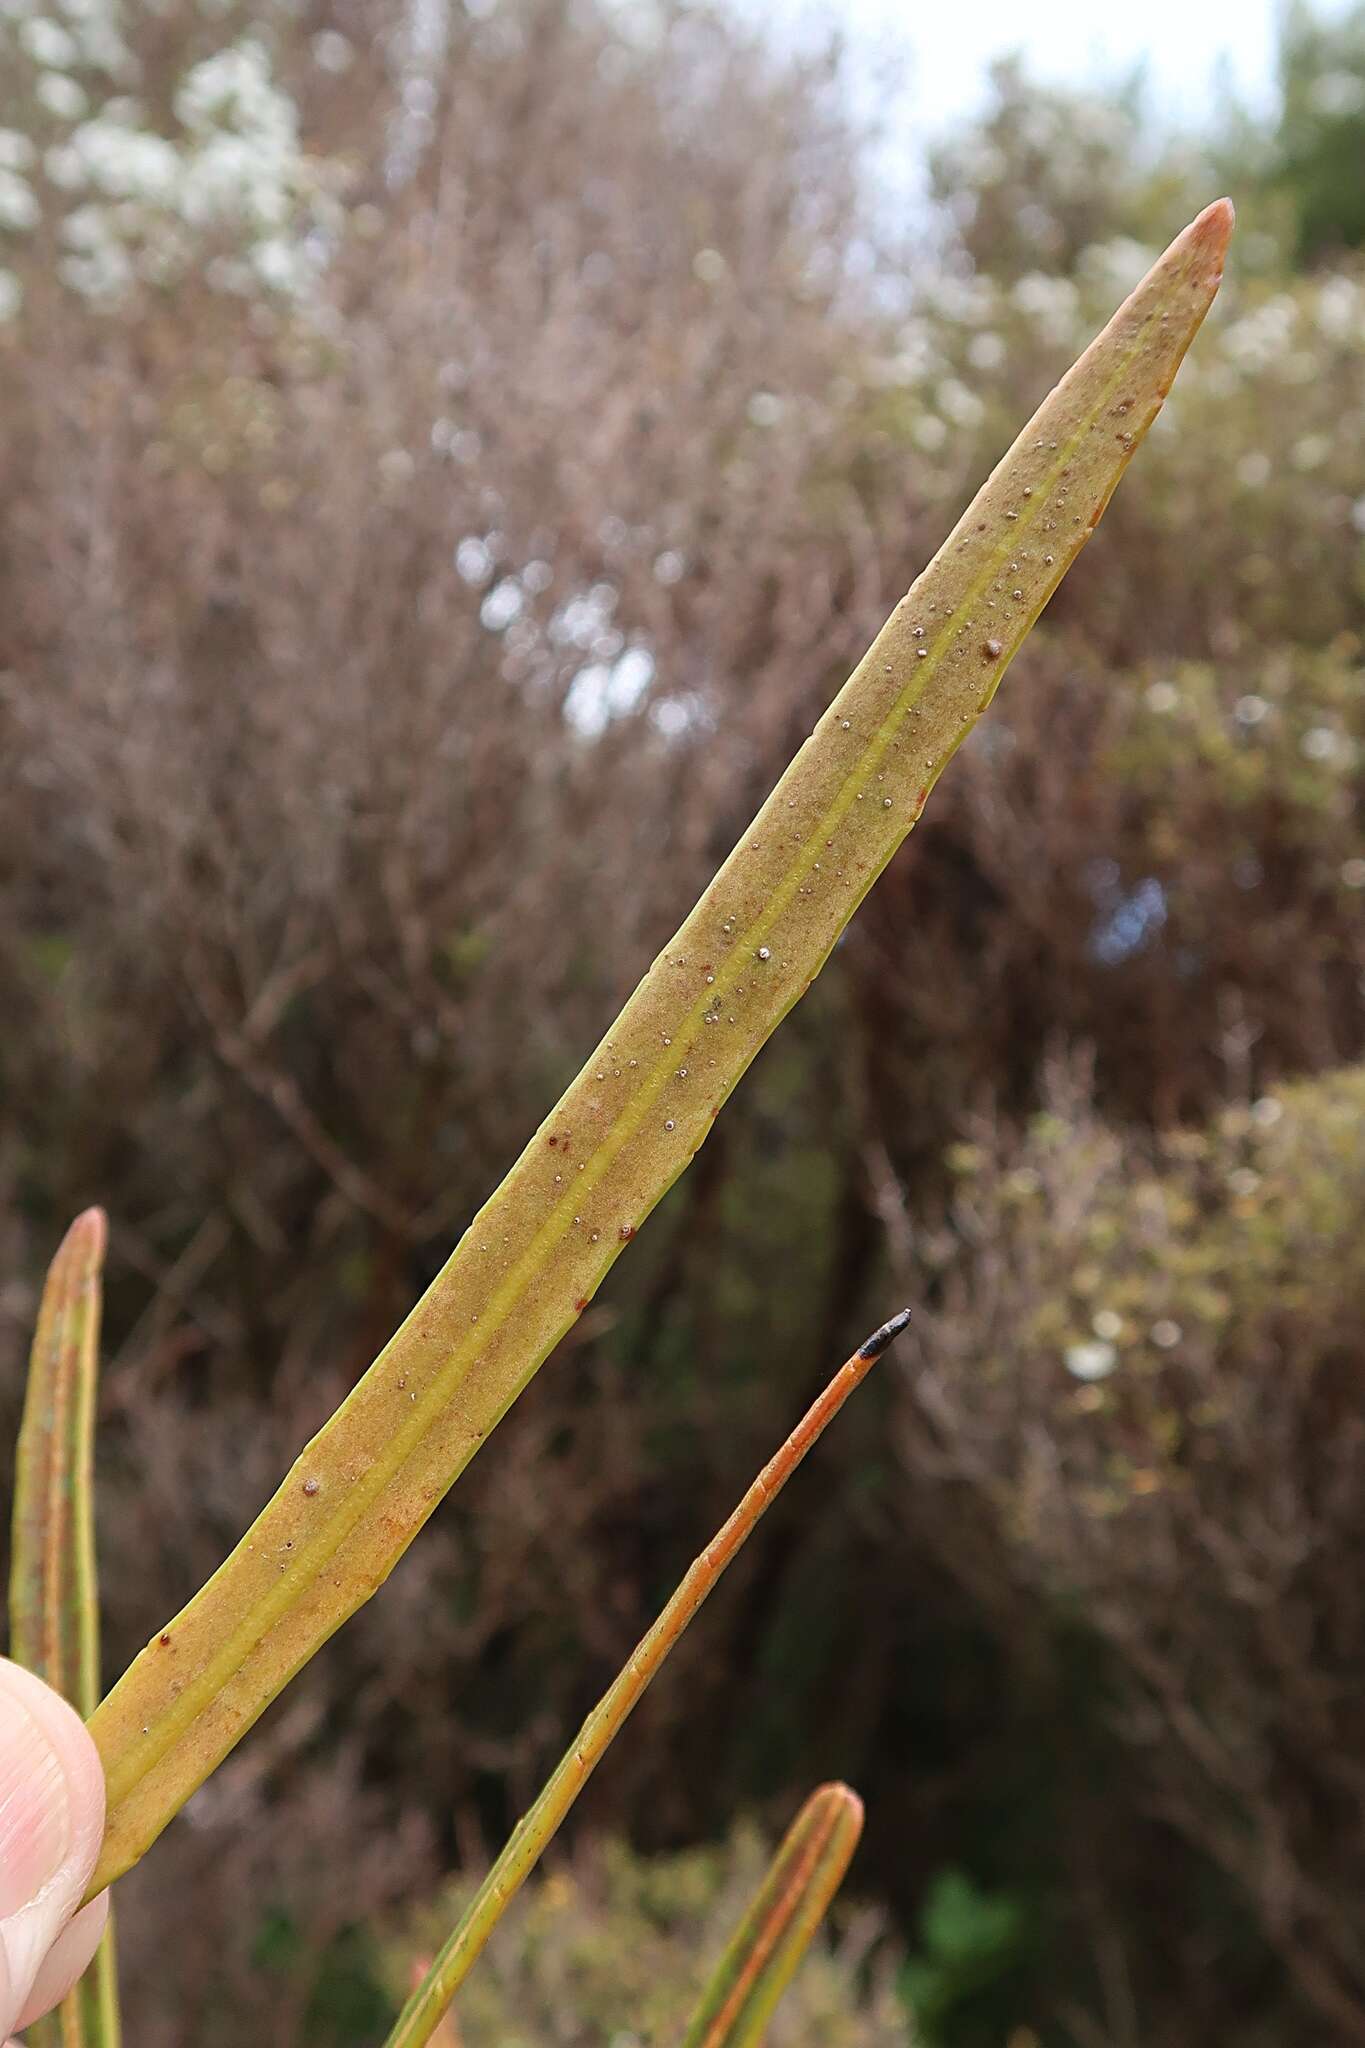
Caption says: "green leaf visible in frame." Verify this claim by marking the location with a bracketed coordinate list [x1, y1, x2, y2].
[679, 1783, 865, 2048]
[88, 200, 1233, 1894]
[10, 1208, 122, 2048]
[383, 1313, 911, 2048]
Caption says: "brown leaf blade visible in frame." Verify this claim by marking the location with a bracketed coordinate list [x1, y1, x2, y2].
[89, 202, 1232, 1893]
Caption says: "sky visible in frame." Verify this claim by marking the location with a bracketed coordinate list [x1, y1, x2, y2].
[833, 0, 1282, 127]
[744, 0, 1293, 143]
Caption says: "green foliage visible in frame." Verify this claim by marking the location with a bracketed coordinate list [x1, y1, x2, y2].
[899, 1870, 1028, 2047]
[254, 1913, 394, 2048]
[1273, 2, 1365, 259]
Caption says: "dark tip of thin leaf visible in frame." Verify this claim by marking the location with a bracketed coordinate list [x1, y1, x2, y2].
[857, 1308, 912, 1359]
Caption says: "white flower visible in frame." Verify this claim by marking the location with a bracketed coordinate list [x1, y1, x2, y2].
[1315, 275, 1362, 341]
[925, 271, 997, 327]
[936, 377, 984, 429]
[1081, 237, 1157, 299]
[60, 201, 109, 247]
[44, 143, 84, 189]
[59, 235, 133, 298]
[1221, 297, 1300, 373]
[252, 234, 308, 292]
[1300, 725, 1351, 765]
[1012, 271, 1080, 346]
[19, 16, 78, 67]
[966, 330, 1005, 372]
[35, 72, 88, 120]
[455, 536, 493, 585]
[1066, 1341, 1118, 1382]
[312, 31, 354, 73]
[564, 646, 655, 737]
[480, 577, 524, 632]
[0, 128, 36, 171]
[0, 168, 39, 229]
[175, 41, 285, 139]
[75, 21, 130, 75]
[61, 121, 180, 201]
[1292, 433, 1331, 472]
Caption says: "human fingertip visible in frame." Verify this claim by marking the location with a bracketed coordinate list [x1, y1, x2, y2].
[13, 1891, 109, 2031]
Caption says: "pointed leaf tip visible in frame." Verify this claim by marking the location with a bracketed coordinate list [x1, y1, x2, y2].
[69, 1207, 108, 1257]
[1193, 196, 1235, 248]
[1162, 198, 1233, 290]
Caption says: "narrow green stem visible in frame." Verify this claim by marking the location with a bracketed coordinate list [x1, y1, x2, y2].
[383, 1311, 911, 2048]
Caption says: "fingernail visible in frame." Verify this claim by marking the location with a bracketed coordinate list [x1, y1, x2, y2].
[0, 1681, 71, 1918]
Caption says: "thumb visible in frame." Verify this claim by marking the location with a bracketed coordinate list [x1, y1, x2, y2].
[0, 1659, 106, 2037]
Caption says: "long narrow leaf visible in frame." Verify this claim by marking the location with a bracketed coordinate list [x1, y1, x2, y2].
[90, 200, 1233, 1892]
[10, 1208, 121, 2047]
[383, 1312, 912, 2048]
[680, 1783, 865, 2048]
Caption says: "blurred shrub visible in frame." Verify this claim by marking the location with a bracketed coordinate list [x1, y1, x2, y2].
[1272, 0, 1365, 261]
[892, 1062, 1365, 2036]
[388, 1823, 909, 2047]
